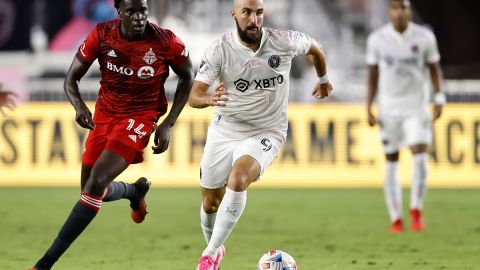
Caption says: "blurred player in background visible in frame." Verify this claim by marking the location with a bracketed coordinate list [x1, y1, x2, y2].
[49, 0, 118, 51]
[0, 83, 18, 116]
[30, 0, 194, 269]
[188, 0, 332, 269]
[366, 0, 445, 233]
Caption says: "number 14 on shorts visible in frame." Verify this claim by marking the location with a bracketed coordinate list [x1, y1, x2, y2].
[126, 119, 147, 138]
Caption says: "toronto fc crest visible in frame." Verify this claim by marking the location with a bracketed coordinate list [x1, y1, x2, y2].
[143, 48, 157, 64]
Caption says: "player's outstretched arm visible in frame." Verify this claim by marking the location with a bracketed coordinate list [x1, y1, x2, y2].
[428, 62, 445, 121]
[188, 81, 228, 108]
[307, 39, 333, 99]
[64, 57, 94, 130]
[152, 57, 194, 154]
[367, 65, 379, 126]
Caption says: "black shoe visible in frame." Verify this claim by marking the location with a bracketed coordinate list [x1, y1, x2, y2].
[130, 177, 151, 223]
[30, 258, 53, 270]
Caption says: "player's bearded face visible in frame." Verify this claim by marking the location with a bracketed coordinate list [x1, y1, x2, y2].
[235, 18, 262, 44]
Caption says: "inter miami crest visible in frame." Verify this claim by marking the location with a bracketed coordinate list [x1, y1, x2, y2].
[411, 44, 419, 53]
[268, 55, 281, 68]
[143, 48, 157, 64]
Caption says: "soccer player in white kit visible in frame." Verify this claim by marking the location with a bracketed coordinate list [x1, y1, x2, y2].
[189, 0, 333, 269]
[366, 0, 445, 233]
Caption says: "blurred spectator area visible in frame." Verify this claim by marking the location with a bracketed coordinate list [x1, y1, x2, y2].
[411, 0, 480, 79]
[0, 0, 479, 103]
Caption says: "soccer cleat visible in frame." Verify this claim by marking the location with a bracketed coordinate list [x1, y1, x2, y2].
[130, 177, 151, 223]
[196, 255, 215, 270]
[30, 258, 52, 270]
[390, 218, 403, 233]
[410, 208, 425, 232]
[29, 266, 48, 270]
[213, 245, 226, 270]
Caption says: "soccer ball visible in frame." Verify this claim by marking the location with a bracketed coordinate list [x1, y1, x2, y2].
[256, 249, 298, 270]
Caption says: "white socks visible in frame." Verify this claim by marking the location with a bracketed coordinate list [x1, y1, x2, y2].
[384, 160, 402, 222]
[384, 153, 429, 222]
[203, 188, 247, 258]
[200, 204, 217, 244]
[410, 153, 428, 210]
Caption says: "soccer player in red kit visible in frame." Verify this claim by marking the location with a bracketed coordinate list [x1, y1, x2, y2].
[30, 0, 194, 269]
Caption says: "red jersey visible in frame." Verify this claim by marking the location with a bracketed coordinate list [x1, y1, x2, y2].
[76, 19, 188, 117]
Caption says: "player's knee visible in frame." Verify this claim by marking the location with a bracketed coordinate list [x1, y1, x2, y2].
[85, 173, 110, 195]
[228, 171, 250, 191]
[411, 144, 428, 154]
[386, 152, 399, 162]
[203, 196, 222, 213]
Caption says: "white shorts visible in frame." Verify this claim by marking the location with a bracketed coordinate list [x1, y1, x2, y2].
[378, 111, 432, 154]
[199, 124, 284, 189]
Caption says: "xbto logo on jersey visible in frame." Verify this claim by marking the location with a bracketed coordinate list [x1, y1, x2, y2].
[234, 79, 250, 92]
[254, 75, 284, 89]
[234, 75, 284, 92]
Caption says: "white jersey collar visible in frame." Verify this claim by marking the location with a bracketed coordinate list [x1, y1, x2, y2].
[388, 22, 414, 39]
[233, 27, 268, 56]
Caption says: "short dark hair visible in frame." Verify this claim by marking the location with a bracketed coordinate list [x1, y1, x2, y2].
[115, 0, 149, 10]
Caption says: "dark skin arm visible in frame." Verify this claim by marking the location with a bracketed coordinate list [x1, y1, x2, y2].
[428, 61, 443, 120]
[367, 64, 379, 126]
[152, 57, 194, 154]
[64, 57, 95, 130]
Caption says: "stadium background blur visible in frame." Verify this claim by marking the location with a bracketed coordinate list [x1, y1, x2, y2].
[1, 0, 479, 187]
[1, 1, 480, 269]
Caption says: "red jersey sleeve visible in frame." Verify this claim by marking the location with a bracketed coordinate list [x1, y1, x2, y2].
[166, 31, 188, 67]
[76, 27, 100, 65]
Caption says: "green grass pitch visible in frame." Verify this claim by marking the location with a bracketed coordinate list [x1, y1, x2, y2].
[1, 187, 479, 269]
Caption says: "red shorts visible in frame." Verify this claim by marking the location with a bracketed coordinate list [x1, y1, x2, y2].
[82, 109, 158, 166]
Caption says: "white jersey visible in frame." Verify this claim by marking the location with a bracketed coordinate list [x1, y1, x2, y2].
[366, 22, 440, 116]
[195, 28, 312, 138]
